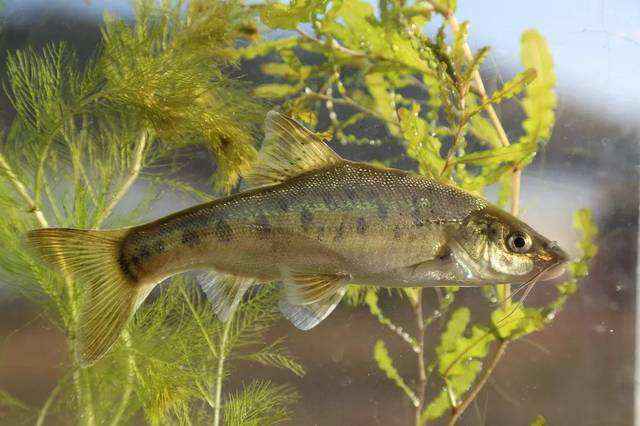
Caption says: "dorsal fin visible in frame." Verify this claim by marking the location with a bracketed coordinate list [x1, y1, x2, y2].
[244, 110, 342, 188]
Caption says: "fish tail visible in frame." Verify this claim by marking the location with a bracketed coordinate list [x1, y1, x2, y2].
[27, 227, 148, 365]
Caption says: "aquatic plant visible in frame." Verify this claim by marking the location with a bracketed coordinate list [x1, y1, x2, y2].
[0, 1, 303, 424]
[246, 0, 597, 423]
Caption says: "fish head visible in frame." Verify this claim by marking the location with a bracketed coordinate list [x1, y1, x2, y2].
[451, 205, 570, 285]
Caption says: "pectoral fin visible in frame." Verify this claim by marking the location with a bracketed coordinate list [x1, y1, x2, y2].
[196, 271, 256, 321]
[279, 272, 350, 330]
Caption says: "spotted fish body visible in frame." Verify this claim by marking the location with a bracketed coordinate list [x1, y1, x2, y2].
[27, 111, 569, 364]
[121, 161, 485, 288]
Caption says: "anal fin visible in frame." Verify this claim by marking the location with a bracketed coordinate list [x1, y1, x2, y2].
[196, 271, 255, 321]
[279, 272, 350, 330]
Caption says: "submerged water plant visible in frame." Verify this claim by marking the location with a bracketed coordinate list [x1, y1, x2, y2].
[246, 0, 597, 423]
[0, 1, 303, 424]
[0, 0, 599, 424]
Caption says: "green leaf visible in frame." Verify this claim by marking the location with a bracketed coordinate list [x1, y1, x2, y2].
[365, 72, 399, 134]
[373, 340, 419, 407]
[399, 105, 445, 176]
[491, 304, 544, 340]
[259, 0, 328, 30]
[452, 21, 469, 69]
[429, 0, 456, 14]
[519, 29, 557, 146]
[462, 46, 490, 84]
[322, 0, 434, 74]
[422, 308, 495, 421]
[253, 83, 300, 98]
[573, 208, 598, 258]
[365, 289, 419, 350]
[450, 141, 537, 167]
[485, 68, 537, 107]
[241, 38, 298, 59]
[261, 62, 299, 79]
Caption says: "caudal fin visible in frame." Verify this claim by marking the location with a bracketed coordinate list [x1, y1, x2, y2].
[27, 228, 148, 365]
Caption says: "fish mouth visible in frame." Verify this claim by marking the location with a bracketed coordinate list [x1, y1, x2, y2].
[536, 241, 570, 282]
[537, 262, 568, 281]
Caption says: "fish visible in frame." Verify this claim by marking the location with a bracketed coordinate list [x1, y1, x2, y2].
[26, 110, 570, 365]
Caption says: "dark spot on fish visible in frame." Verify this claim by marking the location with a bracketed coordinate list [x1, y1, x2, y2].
[344, 187, 358, 202]
[118, 250, 138, 281]
[183, 214, 211, 232]
[215, 219, 233, 243]
[356, 217, 367, 234]
[275, 198, 289, 212]
[130, 254, 141, 268]
[334, 221, 345, 241]
[158, 224, 173, 236]
[181, 230, 201, 247]
[411, 210, 424, 227]
[256, 212, 271, 238]
[154, 240, 165, 254]
[376, 200, 389, 221]
[300, 207, 313, 231]
[411, 195, 424, 227]
[322, 192, 338, 209]
[138, 245, 151, 262]
[393, 224, 402, 240]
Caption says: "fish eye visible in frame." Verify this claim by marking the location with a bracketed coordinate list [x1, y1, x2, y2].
[507, 232, 532, 253]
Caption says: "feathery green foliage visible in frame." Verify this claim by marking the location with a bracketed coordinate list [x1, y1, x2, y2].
[246, 0, 597, 424]
[0, 0, 599, 424]
[223, 380, 299, 425]
[0, 1, 301, 425]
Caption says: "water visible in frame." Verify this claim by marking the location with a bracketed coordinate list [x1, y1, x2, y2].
[0, 1, 636, 425]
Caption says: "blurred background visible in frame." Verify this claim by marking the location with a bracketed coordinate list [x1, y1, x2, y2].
[0, 0, 637, 425]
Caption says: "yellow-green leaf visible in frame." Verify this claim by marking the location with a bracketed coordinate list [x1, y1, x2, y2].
[373, 340, 419, 407]
[450, 141, 537, 167]
[253, 83, 299, 98]
[491, 305, 544, 340]
[259, 0, 328, 30]
[489, 68, 537, 105]
[422, 308, 495, 421]
[519, 29, 557, 145]
[399, 105, 445, 176]
[365, 72, 399, 135]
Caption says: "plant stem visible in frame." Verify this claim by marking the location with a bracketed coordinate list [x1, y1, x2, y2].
[303, 90, 401, 129]
[109, 330, 135, 426]
[447, 341, 509, 426]
[0, 149, 94, 425]
[0, 151, 48, 227]
[296, 28, 367, 58]
[180, 286, 218, 358]
[412, 289, 427, 426]
[445, 15, 510, 150]
[213, 310, 234, 426]
[35, 381, 62, 426]
[434, 8, 525, 425]
[94, 130, 148, 227]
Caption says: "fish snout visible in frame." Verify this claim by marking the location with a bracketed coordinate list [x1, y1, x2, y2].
[538, 241, 570, 281]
